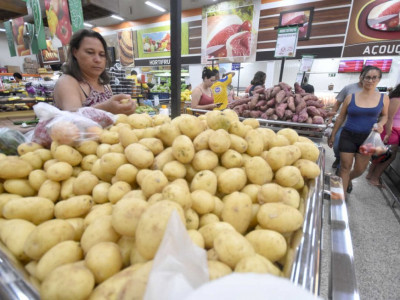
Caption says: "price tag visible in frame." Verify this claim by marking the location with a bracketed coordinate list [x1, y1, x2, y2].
[35, 97, 46, 101]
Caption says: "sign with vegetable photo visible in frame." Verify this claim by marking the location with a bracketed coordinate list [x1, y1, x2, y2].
[12, 17, 31, 56]
[201, 0, 261, 63]
[45, 0, 73, 46]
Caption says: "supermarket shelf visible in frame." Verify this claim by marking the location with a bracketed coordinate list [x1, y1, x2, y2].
[0, 110, 36, 118]
[0, 73, 40, 78]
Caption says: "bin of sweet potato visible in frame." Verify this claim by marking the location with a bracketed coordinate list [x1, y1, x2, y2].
[0, 109, 324, 299]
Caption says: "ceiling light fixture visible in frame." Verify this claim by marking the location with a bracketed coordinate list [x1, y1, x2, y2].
[111, 14, 124, 21]
[84, 22, 93, 27]
[145, 1, 166, 12]
[0, 28, 6, 32]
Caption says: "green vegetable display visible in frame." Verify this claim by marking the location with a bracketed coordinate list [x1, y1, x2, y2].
[0, 128, 27, 155]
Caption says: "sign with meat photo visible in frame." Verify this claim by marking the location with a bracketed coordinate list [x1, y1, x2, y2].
[201, 0, 261, 63]
[343, 0, 400, 57]
[279, 8, 314, 41]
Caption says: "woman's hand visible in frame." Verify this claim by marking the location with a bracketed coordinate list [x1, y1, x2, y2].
[101, 94, 136, 115]
[373, 123, 384, 134]
[328, 135, 334, 148]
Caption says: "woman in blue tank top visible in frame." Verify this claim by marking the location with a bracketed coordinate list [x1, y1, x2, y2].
[328, 66, 389, 196]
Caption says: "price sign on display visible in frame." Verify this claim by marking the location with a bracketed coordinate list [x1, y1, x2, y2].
[231, 63, 241, 70]
[300, 55, 314, 72]
[274, 27, 299, 58]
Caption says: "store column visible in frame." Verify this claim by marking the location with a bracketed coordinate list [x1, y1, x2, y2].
[170, 0, 181, 118]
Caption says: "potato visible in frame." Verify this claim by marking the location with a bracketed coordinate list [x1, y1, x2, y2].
[36, 240, 83, 281]
[190, 170, 217, 195]
[222, 192, 252, 234]
[229, 120, 249, 137]
[256, 127, 276, 150]
[117, 236, 135, 267]
[17, 142, 43, 155]
[275, 166, 303, 187]
[277, 128, 299, 144]
[140, 170, 168, 198]
[112, 197, 148, 237]
[162, 182, 192, 210]
[128, 113, 152, 129]
[257, 203, 304, 234]
[235, 254, 281, 276]
[28, 169, 47, 191]
[282, 187, 300, 208]
[191, 190, 215, 215]
[125, 143, 154, 169]
[0, 157, 32, 179]
[258, 183, 285, 204]
[20, 151, 43, 170]
[100, 153, 127, 175]
[152, 114, 170, 126]
[207, 248, 219, 261]
[96, 143, 112, 158]
[43, 158, 58, 172]
[157, 123, 181, 146]
[199, 213, 220, 228]
[0, 219, 36, 261]
[245, 156, 273, 185]
[187, 229, 205, 248]
[220, 149, 243, 168]
[293, 159, 321, 179]
[81, 215, 120, 254]
[293, 142, 320, 162]
[211, 196, 223, 218]
[117, 127, 137, 147]
[212, 166, 226, 178]
[139, 138, 164, 155]
[73, 171, 99, 195]
[214, 230, 255, 268]
[76, 140, 99, 155]
[298, 136, 314, 144]
[292, 175, 305, 190]
[55, 195, 93, 219]
[178, 114, 204, 139]
[100, 130, 119, 144]
[245, 229, 287, 262]
[162, 160, 186, 181]
[108, 180, 133, 203]
[3, 197, 54, 224]
[122, 189, 146, 201]
[185, 208, 199, 230]
[172, 135, 195, 163]
[2, 179, 35, 197]
[245, 129, 264, 156]
[229, 134, 248, 153]
[241, 184, 261, 204]
[269, 134, 290, 148]
[198, 222, 236, 249]
[65, 218, 85, 241]
[25, 261, 38, 278]
[207, 260, 232, 280]
[40, 261, 95, 300]
[38, 179, 61, 202]
[136, 200, 185, 260]
[242, 118, 259, 129]
[208, 129, 231, 154]
[24, 219, 75, 260]
[0, 193, 21, 217]
[83, 204, 112, 229]
[206, 110, 231, 131]
[136, 169, 152, 186]
[46, 162, 73, 182]
[217, 168, 247, 194]
[193, 129, 213, 151]
[192, 150, 219, 171]
[54, 145, 82, 166]
[85, 242, 123, 284]
[60, 177, 76, 200]
[265, 145, 301, 171]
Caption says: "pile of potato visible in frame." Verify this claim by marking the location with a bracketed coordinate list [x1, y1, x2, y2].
[0, 109, 321, 300]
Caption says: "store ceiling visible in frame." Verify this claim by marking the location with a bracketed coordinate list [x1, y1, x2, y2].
[0, 0, 216, 29]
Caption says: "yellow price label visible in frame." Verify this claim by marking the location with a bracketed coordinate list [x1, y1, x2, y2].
[35, 97, 46, 101]
[3, 91, 9, 94]
[8, 97, 21, 100]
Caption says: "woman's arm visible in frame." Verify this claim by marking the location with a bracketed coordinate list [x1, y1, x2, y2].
[54, 75, 85, 111]
[191, 87, 216, 110]
[328, 95, 350, 147]
[384, 97, 400, 138]
[375, 94, 390, 133]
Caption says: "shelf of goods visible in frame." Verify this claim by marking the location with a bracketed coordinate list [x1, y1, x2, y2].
[0, 144, 358, 299]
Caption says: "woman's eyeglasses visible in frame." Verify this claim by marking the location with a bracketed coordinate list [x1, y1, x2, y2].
[363, 76, 380, 82]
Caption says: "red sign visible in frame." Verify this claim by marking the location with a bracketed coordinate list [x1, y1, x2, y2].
[365, 59, 392, 73]
[338, 60, 364, 73]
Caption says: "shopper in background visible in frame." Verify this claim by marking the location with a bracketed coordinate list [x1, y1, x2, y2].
[191, 67, 219, 110]
[13, 72, 23, 83]
[54, 29, 136, 114]
[366, 83, 400, 187]
[328, 66, 389, 195]
[301, 77, 314, 94]
[211, 68, 235, 110]
[248, 71, 266, 96]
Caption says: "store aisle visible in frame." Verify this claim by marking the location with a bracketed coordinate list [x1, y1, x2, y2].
[321, 143, 400, 300]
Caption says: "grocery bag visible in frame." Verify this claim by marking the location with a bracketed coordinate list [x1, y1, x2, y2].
[359, 129, 387, 156]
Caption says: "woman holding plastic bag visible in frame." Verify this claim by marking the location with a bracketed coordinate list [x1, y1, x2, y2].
[366, 84, 400, 187]
[54, 29, 136, 115]
[328, 66, 389, 195]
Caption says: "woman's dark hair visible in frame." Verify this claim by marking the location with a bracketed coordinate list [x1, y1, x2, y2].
[131, 70, 137, 75]
[251, 71, 266, 85]
[360, 65, 382, 79]
[62, 29, 111, 84]
[202, 67, 215, 80]
[13, 72, 22, 80]
[389, 83, 400, 98]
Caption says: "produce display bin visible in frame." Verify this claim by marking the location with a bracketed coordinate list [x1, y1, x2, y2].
[0, 148, 358, 300]
[148, 92, 170, 100]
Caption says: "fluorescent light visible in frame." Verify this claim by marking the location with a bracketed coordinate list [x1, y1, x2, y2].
[145, 1, 166, 12]
[111, 14, 124, 21]
[84, 22, 93, 27]
[0, 29, 6, 32]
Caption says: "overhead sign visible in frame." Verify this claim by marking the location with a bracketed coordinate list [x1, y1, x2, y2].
[149, 58, 171, 66]
[299, 55, 314, 72]
[68, 0, 84, 32]
[274, 27, 298, 58]
[3, 21, 16, 57]
[27, 0, 47, 50]
[231, 63, 241, 70]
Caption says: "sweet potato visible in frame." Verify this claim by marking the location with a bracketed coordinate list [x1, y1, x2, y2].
[261, 113, 268, 119]
[306, 106, 321, 117]
[271, 86, 281, 97]
[275, 90, 286, 104]
[302, 94, 319, 101]
[255, 100, 267, 108]
[259, 105, 268, 111]
[228, 98, 250, 108]
[294, 94, 302, 106]
[292, 114, 299, 122]
[279, 82, 292, 92]
[242, 110, 251, 118]
[306, 117, 313, 124]
[253, 85, 265, 94]
[297, 108, 308, 123]
[318, 108, 327, 118]
[284, 110, 293, 120]
[305, 100, 324, 108]
[249, 111, 263, 119]
[287, 96, 295, 112]
[264, 88, 272, 99]
[258, 93, 266, 100]
[250, 93, 259, 107]
[266, 108, 275, 116]
[271, 114, 278, 120]
[275, 103, 288, 119]
[266, 98, 276, 107]
[294, 82, 305, 94]
[312, 116, 324, 124]
[295, 100, 307, 114]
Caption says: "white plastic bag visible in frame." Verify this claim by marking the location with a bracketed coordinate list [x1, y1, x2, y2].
[144, 211, 208, 300]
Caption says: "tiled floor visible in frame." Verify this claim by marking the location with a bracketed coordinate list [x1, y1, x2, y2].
[320, 143, 400, 300]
